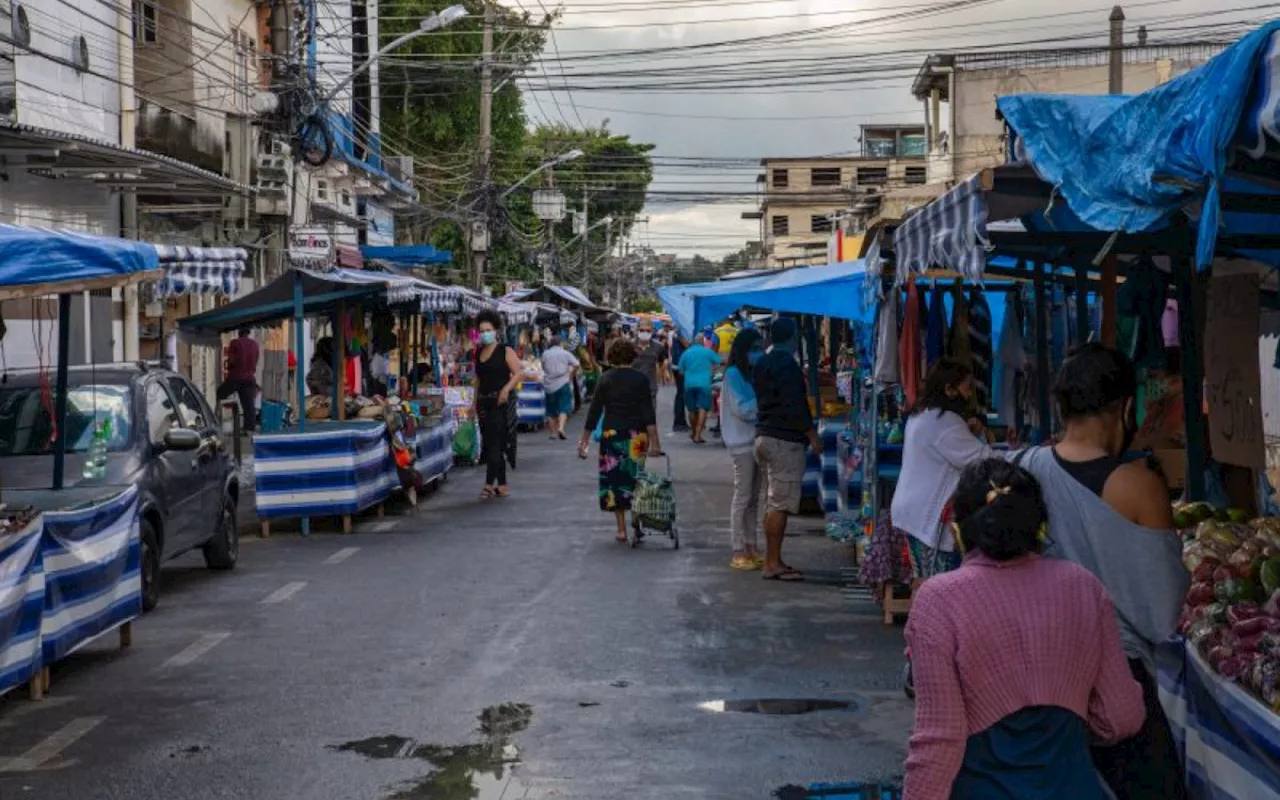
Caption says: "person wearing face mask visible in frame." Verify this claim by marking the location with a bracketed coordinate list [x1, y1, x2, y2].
[473, 309, 525, 499]
[891, 358, 995, 581]
[721, 329, 765, 570]
[630, 320, 666, 411]
[1011, 343, 1186, 800]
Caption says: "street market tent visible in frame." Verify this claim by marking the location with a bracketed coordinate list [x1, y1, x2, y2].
[149, 245, 248, 298]
[0, 223, 160, 298]
[656, 260, 876, 337]
[508, 284, 612, 317]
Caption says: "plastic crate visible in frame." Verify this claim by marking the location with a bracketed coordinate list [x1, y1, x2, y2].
[259, 400, 288, 434]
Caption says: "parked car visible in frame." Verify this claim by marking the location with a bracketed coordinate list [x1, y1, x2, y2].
[0, 363, 240, 610]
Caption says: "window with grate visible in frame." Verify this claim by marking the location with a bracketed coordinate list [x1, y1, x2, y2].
[811, 215, 833, 233]
[771, 168, 789, 189]
[771, 215, 790, 236]
[133, 0, 158, 45]
[811, 167, 841, 188]
[905, 166, 927, 185]
[856, 167, 888, 186]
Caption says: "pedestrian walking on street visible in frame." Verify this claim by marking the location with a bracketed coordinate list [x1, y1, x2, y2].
[751, 318, 820, 581]
[579, 339, 662, 544]
[670, 333, 690, 432]
[1013, 343, 1187, 800]
[541, 336, 579, 441]
[677, 333, 721, 444]
[474, 309, 524, 500]
[904, 458, 1145, 800]
[217, 326, 260, 431]
[630, 318, 667, 413]
[891, 359, 993, 583]
[721, 328, 765, 570]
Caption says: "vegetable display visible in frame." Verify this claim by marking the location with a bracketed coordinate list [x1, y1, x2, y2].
[1177, 504, 1280, 711]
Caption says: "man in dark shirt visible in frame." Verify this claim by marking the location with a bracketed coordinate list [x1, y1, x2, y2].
[752, 318, 820, 581]
[669, 333, 689, 432]
[217, 327, 260, 431]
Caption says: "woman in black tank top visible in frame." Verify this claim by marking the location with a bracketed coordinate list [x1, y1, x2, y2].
[474, 310, 523, 498]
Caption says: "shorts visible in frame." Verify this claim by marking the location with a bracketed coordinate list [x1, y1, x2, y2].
[546, 384, 573, 417]
[754, 436, 805, 514]
[906, 535, 962, 579]
[685, 386, 712, 411]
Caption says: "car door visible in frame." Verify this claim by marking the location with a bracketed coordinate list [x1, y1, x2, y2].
[166, 376, 226, 543]
[144, 379, 203, 556]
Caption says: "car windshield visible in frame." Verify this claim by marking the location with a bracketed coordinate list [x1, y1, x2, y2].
[0, 384, 133, 456]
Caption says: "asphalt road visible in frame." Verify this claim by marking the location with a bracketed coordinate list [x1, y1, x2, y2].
[0, 388, 911, 800]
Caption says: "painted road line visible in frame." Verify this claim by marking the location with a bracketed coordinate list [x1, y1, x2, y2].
[0, 717, 105, 772]
[260, 581, 307, 605]
[161, 632, 231, 669]
[324, 547, 360, 565]
[369, 521, 396, 533]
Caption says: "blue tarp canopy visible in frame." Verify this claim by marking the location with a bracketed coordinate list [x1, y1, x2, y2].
[359, 244, 453, 266]
[0, 224, 158, 294]
[657, 260, 874, 337]
[995, 22, 1280, 269]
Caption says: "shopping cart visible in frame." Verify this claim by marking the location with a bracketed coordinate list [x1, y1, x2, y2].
[630, 453, 679, 549]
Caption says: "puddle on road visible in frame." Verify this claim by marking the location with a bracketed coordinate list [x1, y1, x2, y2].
[331, 704, 531, 800]
[698, 698, 858, 715]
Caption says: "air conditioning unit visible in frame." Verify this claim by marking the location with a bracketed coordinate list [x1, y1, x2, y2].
[267, 138, 291, 158]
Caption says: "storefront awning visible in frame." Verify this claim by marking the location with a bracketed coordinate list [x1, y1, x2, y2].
[0, 121, 251, 197]
[0, 223, 160, 300]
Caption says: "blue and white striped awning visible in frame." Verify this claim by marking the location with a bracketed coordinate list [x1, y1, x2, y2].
[498, 300, 536, 325]
[892, 173, 990, 285]
[151, 244, 248, 298]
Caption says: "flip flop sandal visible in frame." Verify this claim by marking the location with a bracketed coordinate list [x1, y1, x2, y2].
[731, 558, 760, 571]
[763, 569, 805, 582]
[495, 487, 510, 498]
[479, 487, 495, 500]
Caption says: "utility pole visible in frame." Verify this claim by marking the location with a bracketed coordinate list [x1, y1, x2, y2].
[1108, 6, 1125, 94]
[472, 1, 494, 288]
[579, 187, 589, 290]
[117, 0, 139, 360]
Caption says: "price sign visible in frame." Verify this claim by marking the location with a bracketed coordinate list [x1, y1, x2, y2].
[1204, 273, 1264, 468]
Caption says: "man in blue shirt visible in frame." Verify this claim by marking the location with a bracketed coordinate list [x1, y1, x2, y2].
[752, 318, 820, 581]
[677, 335, 722, 444]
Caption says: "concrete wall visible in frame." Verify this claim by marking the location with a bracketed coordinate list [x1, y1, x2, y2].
[762, 202, 848, 266]
[949, 58, 1205, 177]
[16, 0, 121, 139]
[763, 158, 924, 193]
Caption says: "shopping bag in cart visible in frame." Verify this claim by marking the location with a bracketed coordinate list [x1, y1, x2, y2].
[633, 458, 676, 530]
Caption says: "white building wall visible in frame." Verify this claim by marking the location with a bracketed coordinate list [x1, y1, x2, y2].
[314, 0, 353, 117]
[15, 0, 120, 140]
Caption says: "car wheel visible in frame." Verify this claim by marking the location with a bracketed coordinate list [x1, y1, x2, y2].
[141, 519, 161, 612]
[203, 498, 239, 571]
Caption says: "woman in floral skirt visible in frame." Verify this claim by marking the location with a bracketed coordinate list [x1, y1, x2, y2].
[579, 339, 662, 542]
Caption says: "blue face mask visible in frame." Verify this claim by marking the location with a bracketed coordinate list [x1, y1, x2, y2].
[479, 331, 497, 346]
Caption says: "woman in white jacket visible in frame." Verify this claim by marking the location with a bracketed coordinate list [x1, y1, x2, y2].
[890, 358, 994, 581]
[721, 329, 767, 570]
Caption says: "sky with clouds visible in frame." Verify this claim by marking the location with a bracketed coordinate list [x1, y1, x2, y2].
[518, 0, 1252, 257]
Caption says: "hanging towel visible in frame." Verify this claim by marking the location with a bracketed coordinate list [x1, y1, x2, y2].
[926, 283, 948, 366]
[996, 291, 1029, 427]
[968, 287, 994, 413]
[899, 281, 923, 405]
[948, 283, 972, 368]
[873, 291, 900, 385]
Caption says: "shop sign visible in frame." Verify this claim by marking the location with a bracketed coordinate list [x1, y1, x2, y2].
[365, 201, 395, 247]
[288, 226, 333, 262]
[1205, 273, 1265, 468]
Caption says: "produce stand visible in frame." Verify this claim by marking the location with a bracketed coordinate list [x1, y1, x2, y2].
[0, 224, 161, 701]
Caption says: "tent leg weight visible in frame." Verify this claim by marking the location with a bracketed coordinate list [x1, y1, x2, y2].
[260, 521, 271, 539]
[120, 621, 133, 649]
[342, 516, 353, 535]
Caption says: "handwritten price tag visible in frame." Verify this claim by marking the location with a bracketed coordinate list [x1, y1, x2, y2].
[1204, 274, 1264, 468]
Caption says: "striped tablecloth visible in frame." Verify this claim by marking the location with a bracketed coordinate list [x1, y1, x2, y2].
[254, 421, 398, 520]
[0, 515, 44, 697]
[517, 382, 546, 426]
[413, 418, 456, 484]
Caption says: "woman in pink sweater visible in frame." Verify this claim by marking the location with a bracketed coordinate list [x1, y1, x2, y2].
[904, 459, 1146, 800]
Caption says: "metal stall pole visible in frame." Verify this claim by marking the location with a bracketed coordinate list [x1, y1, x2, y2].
[1075, 261, 1091, 346]
[293, 273, 309, 536]
[1032, 261, 1052, 443]
[1176, 257, 1208, 501]
[430, 312, 441, 386]
[52, 293, 73, 490]
[804, 316, 821, 409]
[410, 312, 421, 396]
[332, 302, 345, 421]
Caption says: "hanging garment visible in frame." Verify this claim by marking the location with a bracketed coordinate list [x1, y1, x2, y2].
[1115, 257, 1167, 369]
[899, 281, 923, 406]
[948, 283, 972, 368]
[996, 292, 1029, 428]
[873, 292, 901, 386]
[1162, 299, 1180, 348]
[968, 287, 994, 413]
[926, 283, 948, 366]
[1049, 285, 1069, 374]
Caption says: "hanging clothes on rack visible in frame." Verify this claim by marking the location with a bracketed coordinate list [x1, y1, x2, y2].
[948, 283, 972, 368]
[996, 290, 1029, 428]
[1116, 257, 1167, 369]
[968, 287, 993, 413]
[926, 282, 948, 367]
[873, 290, 900, 386]
[899, 280, 923, 405]
[1049, 284, 1069, 374]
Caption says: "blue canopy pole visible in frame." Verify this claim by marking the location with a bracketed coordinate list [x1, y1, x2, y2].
[429, 312, 441, 386]
[293, 272, 309, 536]
[51, 293, 72, 490]
[1176, 254, 1208, 501]
[804, 315, 820, 413]
[1033, 261, 1052, 444]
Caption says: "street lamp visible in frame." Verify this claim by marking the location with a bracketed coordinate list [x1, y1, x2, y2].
[501, 149, 584, 199]
[321, 5, 468, 104]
